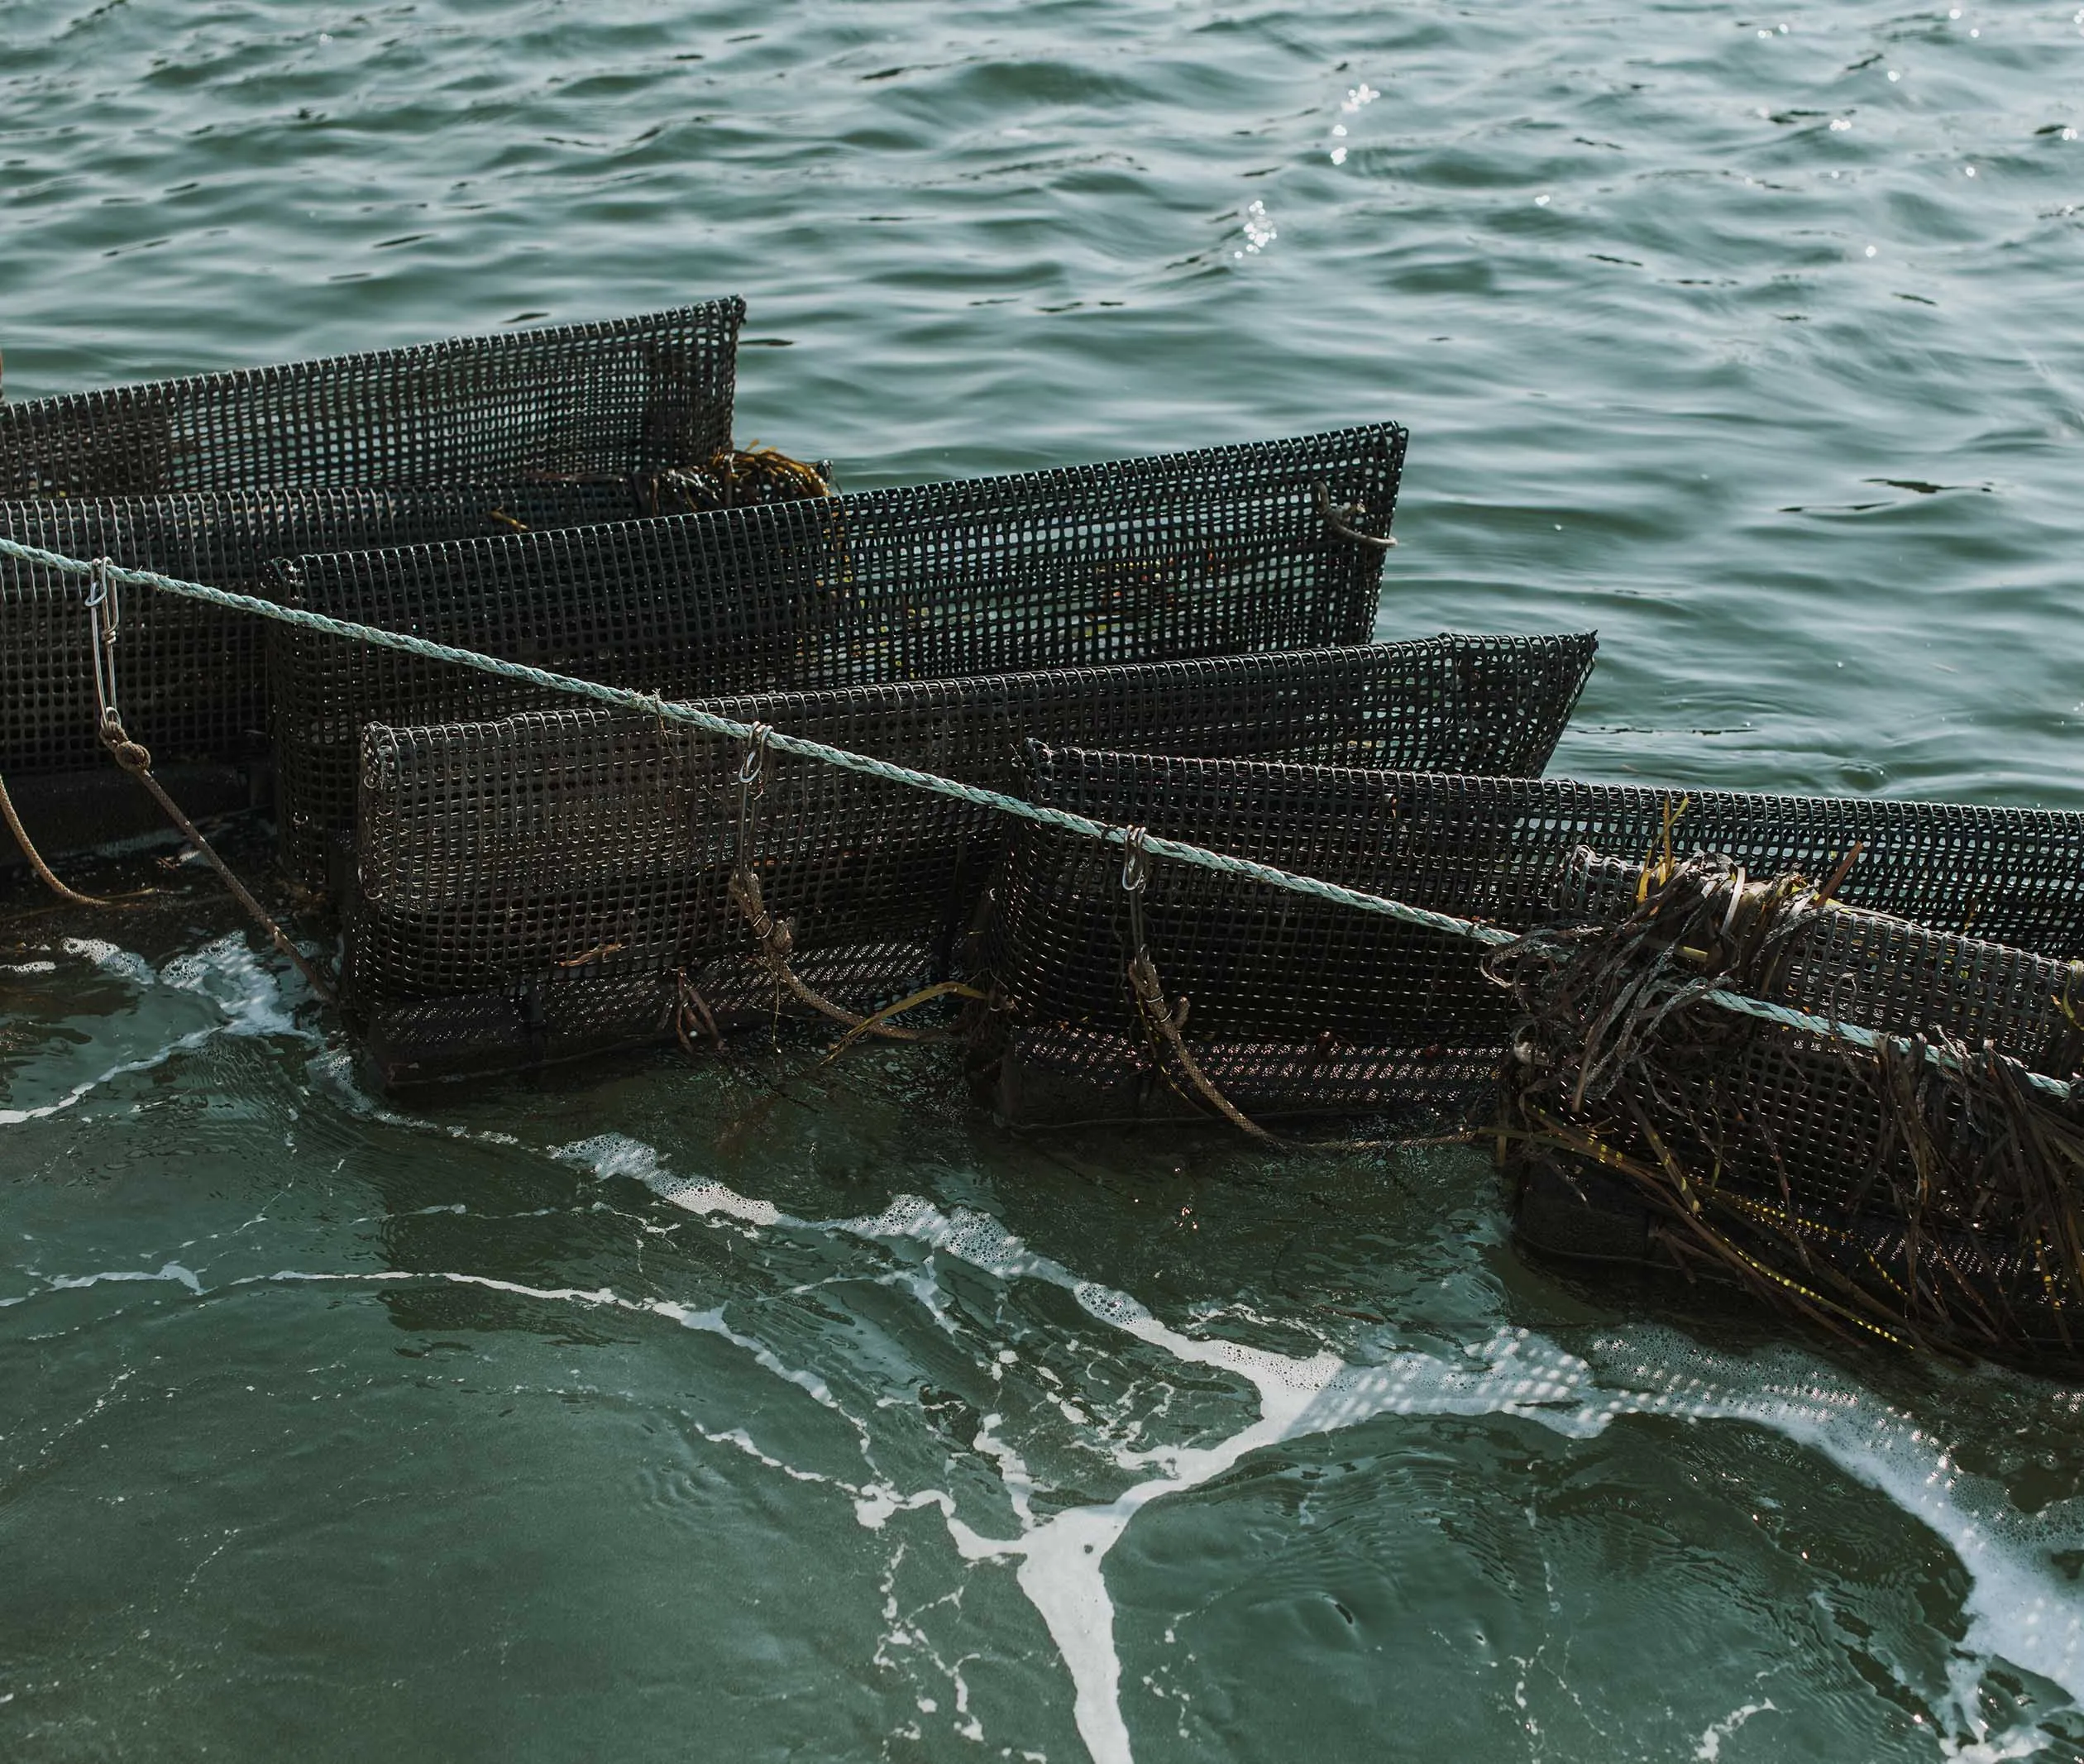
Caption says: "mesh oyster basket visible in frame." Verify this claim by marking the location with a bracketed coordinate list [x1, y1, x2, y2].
[1499, 849, 2084, 1360]
[269, 423, 1410, 888]
[0, 302, 742, 495]
[972, 747, 2084, 1130]
[0, 485, 656, 784]
[342, 633, 1586, 1088]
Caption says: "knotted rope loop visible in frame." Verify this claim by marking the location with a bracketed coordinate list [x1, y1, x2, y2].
[1314, 482, 1397, 551]
[96, 716, 154, 778]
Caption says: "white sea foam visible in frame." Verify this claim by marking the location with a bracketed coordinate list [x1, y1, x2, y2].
[60, 936, 156, 987]
[424, 1138, 2084, 1759]
[1695, 1699, 1776, 1761]
[827, 1193, 2084, 1761]
[2, 935, 312, 1126]
[555, 1133, 781, 1226]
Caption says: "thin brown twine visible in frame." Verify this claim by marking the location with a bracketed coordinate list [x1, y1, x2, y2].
[720, 724, 979, 1052]
[78, 559, 333, 1002]
[2, 557, 152, 909]
[1117, 826, 1461, 1156]
[0, 765, 147, 910]
[94, 719, 334, 1005]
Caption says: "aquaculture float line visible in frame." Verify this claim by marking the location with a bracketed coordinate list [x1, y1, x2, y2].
[0, 533, 2067, 1102]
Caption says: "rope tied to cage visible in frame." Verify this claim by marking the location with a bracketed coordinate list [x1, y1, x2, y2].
[721, 722, 958, 1047]
[0, 532, 2070, 1103]
[74, 560, 337, 1001]
[1116, 824, 1472, 1157]
[1120, 822, 1279, 1146]
[1314, 482, 1397, 550]
[1, 557, 154, 910]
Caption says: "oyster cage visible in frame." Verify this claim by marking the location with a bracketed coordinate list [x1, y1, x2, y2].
[969, 747, 2084, 1131]
[345, 633, 1591, 1086]
[0, 485, 654, 782]
[267, 423, 1410, 887]
[1498, 849, 2084, 1361]
[0, 301, 743, 496]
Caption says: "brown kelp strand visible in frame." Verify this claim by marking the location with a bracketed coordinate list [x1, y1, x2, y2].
[1489, 849, 2084, 1367]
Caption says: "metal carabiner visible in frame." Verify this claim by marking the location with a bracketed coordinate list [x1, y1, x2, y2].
[1120, 824, 1150, 896]
[737, 723, 772, 793]
[86, 557, 123, 729]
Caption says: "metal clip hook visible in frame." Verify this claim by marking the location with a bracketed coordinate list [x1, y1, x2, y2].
[1314, 483, 1397, 551]
[1120, 825, 1150, 896]
[86, 557, 123, 728]
[737, 723, 772, 792]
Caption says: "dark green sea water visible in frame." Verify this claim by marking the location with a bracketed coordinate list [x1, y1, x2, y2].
[5, 2, 2084, 1758]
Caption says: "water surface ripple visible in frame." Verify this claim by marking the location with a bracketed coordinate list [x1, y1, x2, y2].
[3, 2, 2083, 1759]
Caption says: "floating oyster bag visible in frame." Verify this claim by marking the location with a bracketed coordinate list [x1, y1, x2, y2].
[971, 748, 2084, 1130]
[268, 423, 1411, 887]
[342, 632, 1590, 1087]
[0, 301, 743, 495]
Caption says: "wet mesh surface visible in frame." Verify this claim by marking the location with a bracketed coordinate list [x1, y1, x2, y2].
[270, 424, 1409, 886]
[1511, 851, 2084, 1350]
[343, 631, 1583, 1086]
[0, 486, 655, 778]
[974, 748, 2084, 1128]
[0, 303, 742, 495]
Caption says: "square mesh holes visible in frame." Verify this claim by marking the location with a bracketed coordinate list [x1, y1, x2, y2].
[1505, 849, 2084, 1355]
[973, 748, 2084, 1130]
[344, 630, 1585, 1087]
[1, 485, 657, 779]
[269, 423, 1411, 887]
[0, 302, 743, 495]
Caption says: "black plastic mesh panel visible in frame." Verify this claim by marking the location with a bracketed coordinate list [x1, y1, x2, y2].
[270, 423, 1410, 886]
[344, 631, 1577, 1086]
[975, 748, 2084, 1127]
[0, 303, 742, 495]
[0, 486, 656, 778]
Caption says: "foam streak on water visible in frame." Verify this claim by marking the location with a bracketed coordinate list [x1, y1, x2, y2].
[0, 935, 309, 1125]
[550, 1136, 2084, 1764]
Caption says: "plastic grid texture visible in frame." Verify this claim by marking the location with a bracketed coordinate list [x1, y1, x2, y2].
[0, 486, 660, 777]
[267, 423, 1411, 887]
[342, 631, 1587, 1087]
[973, 747, 2084, 1128]
[1513, 849, 2084, 1346]
[0, 302, 743, 495]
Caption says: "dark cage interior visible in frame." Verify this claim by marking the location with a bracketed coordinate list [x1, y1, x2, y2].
[0, 486, 663, 785]
[344, 632, 1590, 1088]
[1498, 849, 2084, 1365]
[0, 301, 743, 496]
[972, 746, 2084, 1131]
[267, 423, 1410, 887]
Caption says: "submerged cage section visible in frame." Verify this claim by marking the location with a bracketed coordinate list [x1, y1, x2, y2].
[342, 632, 1588, 1088]
[0, 302, 743, 496]
[269, 423, 1410, 887]
[973, 748, 2084, 1130]
[1501, 849, 2084, 1360]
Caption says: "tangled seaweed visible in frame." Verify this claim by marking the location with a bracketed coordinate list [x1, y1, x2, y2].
[518, 444, 832, 522]
[644, 444, 833, 515]
[1488, 847, 2084, 1366]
